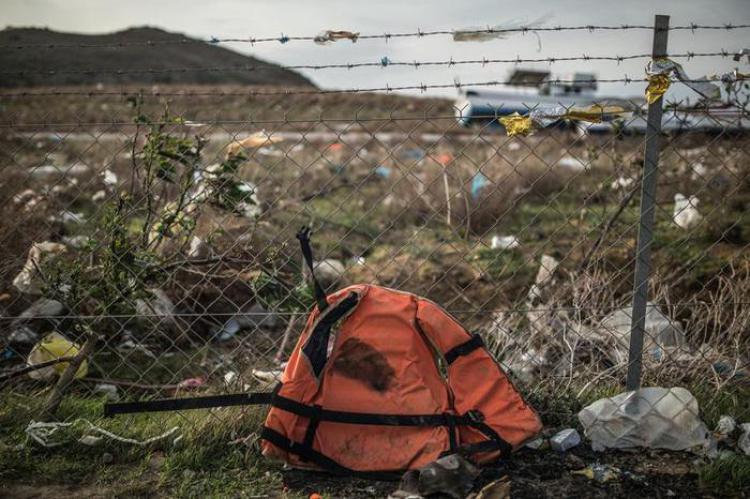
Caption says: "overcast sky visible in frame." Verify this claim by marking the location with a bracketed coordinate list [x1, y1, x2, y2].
[4, 0, 749, 100]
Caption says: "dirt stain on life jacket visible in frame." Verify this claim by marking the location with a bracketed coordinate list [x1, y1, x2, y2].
[332, 337, 395, 392]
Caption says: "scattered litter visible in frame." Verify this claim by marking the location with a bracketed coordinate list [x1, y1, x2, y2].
[403, 148, 426, 161]
[673, 193, 702, 230]
[225, 131, 284, 159]
[564, 453, 585, 470]
[223, 371, 238, 385]
[25, 419, 180, 448]
[30, 162, 90, 179]
[392, 454, 479, 499]
[739, 423, 750, 455]
[79, 435, 103, 446]
[434, 153, 453, 166]
[475, 476, 511, 499]
[314, 30, 359, 44]
[524, 436, 547, 450]
[491, 235, 520, 250]
[59, 210, 87, 224]
[12, 241, 67, 295]
[252, 369, 282, 390]
[526, 254, 559, 304]
[91, 189, 107, 202]
[550, 428, 581, 452]
[135, 288, 176, 327]
[610, 176, 635, 190]
[557, 156, 588, 171]
[572, 463, 621, 483]
[599, 302, 685, 363]
[578, 387, 711, 452]
[305, 259, 345, 290]
[715, 415, 737, 438]
[62, 235, 90, 248]
[27, 332, 88, 381]
[8, 326, 38, 346]
[257, 146, 284, 157]
[188, 236, 210, 259]
[471, 172, 489, 199]
[94, 383, 119, 402]
[375, 165, 391, 178]
[177, 377, 204, 390]
[18, 298, 64, 320]
[102, 169, 118, 187]
[117, 339, 157, 359]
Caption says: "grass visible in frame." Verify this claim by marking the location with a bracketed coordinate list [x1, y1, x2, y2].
[0, 392, 296, 498]
[698, 454, 750, 497]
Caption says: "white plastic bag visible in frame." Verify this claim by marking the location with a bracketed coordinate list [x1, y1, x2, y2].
[578, 387, 710, 452]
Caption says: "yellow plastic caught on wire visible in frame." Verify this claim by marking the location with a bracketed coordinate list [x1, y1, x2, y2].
[499, 112, 534, 137]
[563, 104, 627, 123]
[645, 73, 671, 104]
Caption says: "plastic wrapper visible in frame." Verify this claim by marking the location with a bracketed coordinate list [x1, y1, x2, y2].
[646, 58, 721, 103]
[313, 30, 359, 45]
[27, 332, 88, 381]
[499, 105, 627, 137]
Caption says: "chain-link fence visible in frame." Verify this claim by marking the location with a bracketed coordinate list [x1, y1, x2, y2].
[1, 18, 749, 461]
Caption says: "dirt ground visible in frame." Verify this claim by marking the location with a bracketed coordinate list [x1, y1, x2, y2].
[0, 446, 715, 499]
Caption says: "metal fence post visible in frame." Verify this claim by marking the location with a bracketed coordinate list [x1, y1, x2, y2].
[625, 14, 670, 391]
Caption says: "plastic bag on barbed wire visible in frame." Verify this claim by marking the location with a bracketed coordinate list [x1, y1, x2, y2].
[646, 58, 722, 102]
[499, 104, 629, 136]
[453, 15, 549, 42]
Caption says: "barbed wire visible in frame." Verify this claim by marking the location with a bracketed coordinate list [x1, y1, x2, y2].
[1, 50, 744, 77]
[0, 77, 659, 98]
[3, 23, 750, 50]
[3, 74, 746, 99]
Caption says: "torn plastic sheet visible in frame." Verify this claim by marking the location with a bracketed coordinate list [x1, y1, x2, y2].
[499, 104, 627, 137]
[453, 17, 548, 42]
[314, 30, 359, 45]
[646, 58, 722, 103]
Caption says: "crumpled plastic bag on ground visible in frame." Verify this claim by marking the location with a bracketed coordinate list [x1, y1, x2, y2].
[27, 332, 88, 381]
[673, 193, 702, 230]
[12, 241, 67, 295]
[578, 387, 711, 452]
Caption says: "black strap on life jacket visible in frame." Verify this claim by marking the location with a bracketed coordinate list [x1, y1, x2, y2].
[103, 387, 512, 460]
[296, 226, 329, 313]
[444, 334, 484, 364]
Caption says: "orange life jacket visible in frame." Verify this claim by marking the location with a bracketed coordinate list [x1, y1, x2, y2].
[260, 282, 542, 475]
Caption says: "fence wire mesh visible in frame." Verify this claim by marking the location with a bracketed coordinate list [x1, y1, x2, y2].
[0, 20, 749, 462]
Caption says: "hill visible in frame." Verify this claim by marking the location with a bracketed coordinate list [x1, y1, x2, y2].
[0, 26, 315, 88]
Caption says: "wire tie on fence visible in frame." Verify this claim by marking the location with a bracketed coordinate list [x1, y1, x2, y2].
[279, 33, 289, 44]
